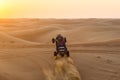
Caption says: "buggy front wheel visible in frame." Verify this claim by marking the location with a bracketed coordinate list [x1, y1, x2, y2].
[52, 38, 55, 43]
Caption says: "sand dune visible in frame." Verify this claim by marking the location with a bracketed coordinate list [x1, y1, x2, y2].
[0, 32, 42, 48]
[0, 19, 119, 80]
[6, 24, 120, 44]
[8, 26, 65, 43]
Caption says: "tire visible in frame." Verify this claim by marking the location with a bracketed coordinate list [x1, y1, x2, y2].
[64, 37, 67, 42]
[52, 38, 55, 43]
[54, 51, 57, 56]
[66, 51, 70, 57]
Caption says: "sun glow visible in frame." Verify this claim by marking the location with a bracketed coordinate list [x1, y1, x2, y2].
[0, 0, 4, 5]
[0, 0, 5, 8]
[0, 0, 120, 18]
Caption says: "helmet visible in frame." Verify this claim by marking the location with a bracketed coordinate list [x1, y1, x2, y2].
[57, 34, 62, 37]
[57, 34, 63, 41]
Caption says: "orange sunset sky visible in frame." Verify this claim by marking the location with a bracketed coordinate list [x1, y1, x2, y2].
[0, 0, 120, 18]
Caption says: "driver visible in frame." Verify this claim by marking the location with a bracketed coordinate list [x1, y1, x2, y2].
[55, 34, 67, 52]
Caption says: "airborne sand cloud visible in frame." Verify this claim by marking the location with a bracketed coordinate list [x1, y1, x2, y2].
[43, 57, 81, 80]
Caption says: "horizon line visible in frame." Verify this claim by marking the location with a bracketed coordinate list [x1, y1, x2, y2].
[0, 18, 120, 19]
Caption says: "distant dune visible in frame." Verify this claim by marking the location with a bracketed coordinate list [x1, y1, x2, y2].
[0, 19, 119, 80]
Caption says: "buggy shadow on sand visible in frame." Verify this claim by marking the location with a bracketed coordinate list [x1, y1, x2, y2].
[52, 35, 70, 58]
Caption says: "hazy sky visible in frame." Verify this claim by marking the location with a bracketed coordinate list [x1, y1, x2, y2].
[0, 0, 120, 18]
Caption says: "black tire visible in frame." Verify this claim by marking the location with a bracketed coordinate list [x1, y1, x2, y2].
[54, 51, 57, 56]
[64, 37, 67, 42]
[52, 38, 55, 43]
[66, 51, 70, 57]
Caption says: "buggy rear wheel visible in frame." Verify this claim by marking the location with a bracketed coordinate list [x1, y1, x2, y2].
[66, 51, 70, 57]
[54, 51, 58, 56]
[64, 37, 67, 42]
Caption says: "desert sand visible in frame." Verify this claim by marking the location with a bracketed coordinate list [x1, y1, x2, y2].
[0, 19, 120, 80]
